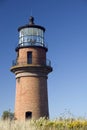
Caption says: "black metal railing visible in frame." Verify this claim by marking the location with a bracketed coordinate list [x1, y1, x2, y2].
[12, 58, 51, 67]
[16, 42, 48, 48]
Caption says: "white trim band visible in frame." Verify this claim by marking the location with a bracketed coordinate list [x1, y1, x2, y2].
[15, 72, 47, 78]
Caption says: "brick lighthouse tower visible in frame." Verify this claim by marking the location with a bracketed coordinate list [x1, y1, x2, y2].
[10, 16, 52, 120]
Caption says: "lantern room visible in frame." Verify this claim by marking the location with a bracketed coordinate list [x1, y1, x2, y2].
[17, 16, 46, 50]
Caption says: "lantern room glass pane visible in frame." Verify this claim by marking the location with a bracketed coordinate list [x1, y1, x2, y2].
[28, 28, 33, 35]
[19, 28, 44, 37]
[33, 28, 38, 35]
[19, 28, 45, 47]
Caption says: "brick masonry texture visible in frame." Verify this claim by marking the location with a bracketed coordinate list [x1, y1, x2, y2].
[13, 47, 51, 120]
[15, 76, 49, 120]
[17, 47, 46, 65]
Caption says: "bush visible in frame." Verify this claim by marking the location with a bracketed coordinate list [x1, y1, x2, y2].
[2, 111, 14, 120]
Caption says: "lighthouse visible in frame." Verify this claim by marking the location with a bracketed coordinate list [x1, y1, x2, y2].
[10, 16, 53, 120]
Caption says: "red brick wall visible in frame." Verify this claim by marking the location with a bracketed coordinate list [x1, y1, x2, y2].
[17, 47, 46, 65]
[15, 47, 49, 120]
[15, 76, 49, 120]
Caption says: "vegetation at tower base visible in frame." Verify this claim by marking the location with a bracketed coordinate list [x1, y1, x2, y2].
[0, 117, 87, 130]
[2, 110, 14, 120]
